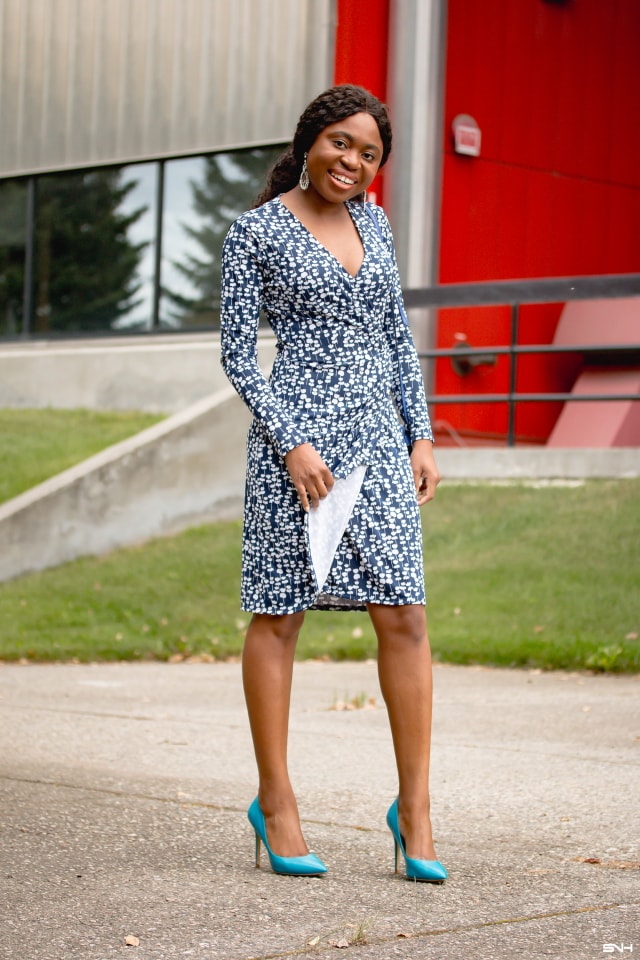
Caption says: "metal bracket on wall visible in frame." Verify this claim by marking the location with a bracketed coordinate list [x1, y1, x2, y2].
[451, 334, 498, 377]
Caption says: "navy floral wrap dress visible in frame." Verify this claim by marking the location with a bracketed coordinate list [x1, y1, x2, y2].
[220, 197, 433, 615]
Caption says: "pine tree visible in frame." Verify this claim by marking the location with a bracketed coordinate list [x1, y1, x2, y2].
[163, 146, 281, 328]
[34, 169, 148, 332]
[0, 181, 28, 336]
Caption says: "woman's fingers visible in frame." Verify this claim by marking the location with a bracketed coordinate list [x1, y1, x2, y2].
[294, 475, 330, 511]
[416, 471, 439, 505]
[305, 468, 334, 510]
[410, 439, 441, 505]
[285, 443, 334, 511]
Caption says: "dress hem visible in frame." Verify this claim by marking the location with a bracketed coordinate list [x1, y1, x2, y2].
[241, 595, 426, 616]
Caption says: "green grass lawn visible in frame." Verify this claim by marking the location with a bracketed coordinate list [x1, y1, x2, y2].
[0, 480, 638, 671]
[0, 408, 165, 504]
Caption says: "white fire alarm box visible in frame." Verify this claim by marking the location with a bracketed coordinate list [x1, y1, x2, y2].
[452, 114, 481, 157]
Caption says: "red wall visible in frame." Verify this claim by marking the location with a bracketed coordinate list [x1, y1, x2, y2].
[333, 0, 390, 204]
[437, 0, 640, 440]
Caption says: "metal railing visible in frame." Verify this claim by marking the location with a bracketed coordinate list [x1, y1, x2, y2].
[403, 273, 640, 446]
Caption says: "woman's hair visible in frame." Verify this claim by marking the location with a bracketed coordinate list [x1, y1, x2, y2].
[254, 84, 392, 207]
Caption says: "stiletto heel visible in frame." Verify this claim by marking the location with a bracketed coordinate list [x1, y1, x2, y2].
[254, 832, 261, 868]
[247, 798, 327, 877]
[386, 799, 448, 883]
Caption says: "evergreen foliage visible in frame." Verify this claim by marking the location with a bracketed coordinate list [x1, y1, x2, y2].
[0, 180, 28, 336]
[163, 146, 282, 327]
[33, 169, 147, 332]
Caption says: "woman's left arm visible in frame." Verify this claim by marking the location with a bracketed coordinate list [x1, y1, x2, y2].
[410, 438, 441, 505]
[374, 207, 440, 501]
[375, 209, 434, 442]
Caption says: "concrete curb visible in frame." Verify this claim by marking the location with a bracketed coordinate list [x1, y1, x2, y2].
[0, 332, 232, 413]
[436, 446, 640, 480]
[0, 388, 250, 582]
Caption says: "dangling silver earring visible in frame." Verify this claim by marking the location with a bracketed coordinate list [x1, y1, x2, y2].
[361, 189, 367, 205]
[299, 153, 310, 191]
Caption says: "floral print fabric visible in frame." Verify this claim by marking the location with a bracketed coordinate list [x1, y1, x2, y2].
[220, 197, 433, 614]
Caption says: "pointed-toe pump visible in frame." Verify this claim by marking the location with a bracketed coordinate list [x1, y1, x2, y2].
[386, 799, 448, 883]
[247, 798, 327, 877]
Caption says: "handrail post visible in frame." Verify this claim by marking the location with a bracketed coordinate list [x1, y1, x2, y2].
[507, 303, 519, 446]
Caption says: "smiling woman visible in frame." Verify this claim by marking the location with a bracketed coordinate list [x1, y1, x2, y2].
[286, 114, 384, 276]
[219, 84, 446, 884]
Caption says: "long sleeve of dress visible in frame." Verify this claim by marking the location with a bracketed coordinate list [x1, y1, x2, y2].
[220, 218, 310, 459]
[373, 206, 434, 444]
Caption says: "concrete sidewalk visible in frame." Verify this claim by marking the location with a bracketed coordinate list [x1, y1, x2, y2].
[0, 661, 638, 960]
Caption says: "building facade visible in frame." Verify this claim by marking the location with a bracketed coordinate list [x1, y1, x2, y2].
[1, 0, 638, 442]
[0, 0, 334, 336]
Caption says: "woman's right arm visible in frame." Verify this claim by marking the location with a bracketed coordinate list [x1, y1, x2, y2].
[221, 218, 334, 509]
[220, 219, 309, 460]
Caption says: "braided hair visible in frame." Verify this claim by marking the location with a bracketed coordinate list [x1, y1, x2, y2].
[254, 84, 392, 207]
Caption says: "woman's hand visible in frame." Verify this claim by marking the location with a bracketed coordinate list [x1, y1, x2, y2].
[285, 443, 334, 511]
[410, 439, 441, 505]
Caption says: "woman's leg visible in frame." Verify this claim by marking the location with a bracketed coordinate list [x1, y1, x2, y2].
[368, 603, 438, 860]
[242, 610, 309, 857]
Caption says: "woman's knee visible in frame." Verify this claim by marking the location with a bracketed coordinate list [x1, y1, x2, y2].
[368, 603, 427, 645]
[249, 611, 306, 645]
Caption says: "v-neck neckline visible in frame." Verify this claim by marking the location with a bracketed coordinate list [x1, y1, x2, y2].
[277, 197, 366, 280]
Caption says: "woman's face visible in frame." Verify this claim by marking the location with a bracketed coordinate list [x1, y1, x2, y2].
[305, 112, 384, 204]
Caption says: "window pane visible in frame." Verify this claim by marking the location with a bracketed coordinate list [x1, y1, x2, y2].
[0, 180, 27, 336]
[33, 165, 156, 334]
[112, 164, 157, 332]
[160, 146, 282, 330]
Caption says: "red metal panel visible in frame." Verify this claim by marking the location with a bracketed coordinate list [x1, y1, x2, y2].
[446, 0, 640, 186]
[438, 0, 640, 441]
[333, 0, 390, 202]
[333, 0, 389, 97]
[611, 2, 640, 186]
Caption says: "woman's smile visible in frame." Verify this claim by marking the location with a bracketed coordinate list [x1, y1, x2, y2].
[328, 170, 357, 187]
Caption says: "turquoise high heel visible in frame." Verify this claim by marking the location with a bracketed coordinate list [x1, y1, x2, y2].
[386, 799, 448, 883]
[247, 798, 327, 876]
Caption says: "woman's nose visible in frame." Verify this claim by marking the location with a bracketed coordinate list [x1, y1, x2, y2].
[341, 150, 359, 170]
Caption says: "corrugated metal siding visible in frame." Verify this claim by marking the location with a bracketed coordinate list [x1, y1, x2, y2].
[0, 0, 335, 177]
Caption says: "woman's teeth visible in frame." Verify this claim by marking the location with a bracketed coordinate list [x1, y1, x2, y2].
[330, 172, 355, 185]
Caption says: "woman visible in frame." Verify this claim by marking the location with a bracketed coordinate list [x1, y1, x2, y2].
[220, 84, 446, 882]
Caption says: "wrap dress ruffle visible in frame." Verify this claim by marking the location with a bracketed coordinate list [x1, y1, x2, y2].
[220, 197, 433, 614]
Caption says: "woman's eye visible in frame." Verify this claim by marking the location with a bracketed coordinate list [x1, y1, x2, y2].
[363, 152, 375, 162]
[333, 139, 347, 148]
